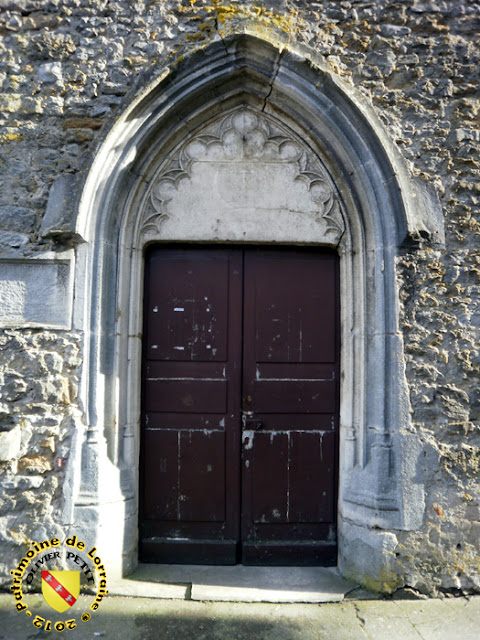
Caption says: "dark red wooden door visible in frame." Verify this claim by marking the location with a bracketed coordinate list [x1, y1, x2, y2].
[140, 247, 243, 564]
[140, 246, 339, 565]
[241, 249, 339, 565]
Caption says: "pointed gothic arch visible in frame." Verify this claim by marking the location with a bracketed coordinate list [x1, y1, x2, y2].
[69, 35, 443, 583]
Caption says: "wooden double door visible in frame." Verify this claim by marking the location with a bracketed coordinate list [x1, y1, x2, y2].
[140, 246, 340, 565]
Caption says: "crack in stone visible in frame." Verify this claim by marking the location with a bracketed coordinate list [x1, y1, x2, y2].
[343, 584, 363, 598]
[217, 30, 229, 57]
[411, 623, 428, 640]
[392, 601, 429, 640]
[353, 603, 371, 639]
[262, 48, 283, 113]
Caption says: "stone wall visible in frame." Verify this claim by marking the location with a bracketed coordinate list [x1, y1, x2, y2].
[0, 329, 82, 583]
[0, 0, 479, 595]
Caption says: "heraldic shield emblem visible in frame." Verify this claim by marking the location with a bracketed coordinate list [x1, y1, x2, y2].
[41, 571, 80, 613]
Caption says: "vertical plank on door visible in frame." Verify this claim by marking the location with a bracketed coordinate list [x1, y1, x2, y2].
[251, 431, 289, 524]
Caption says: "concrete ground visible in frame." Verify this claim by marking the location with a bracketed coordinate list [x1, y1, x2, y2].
[107, 564, 355, 603]
[1, 593, 479, 640]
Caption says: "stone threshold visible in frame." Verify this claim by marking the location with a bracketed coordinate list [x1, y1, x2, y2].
[107, 564, 357, 603]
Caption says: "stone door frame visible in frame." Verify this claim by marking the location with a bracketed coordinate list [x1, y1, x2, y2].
[69, 35, 443, 581]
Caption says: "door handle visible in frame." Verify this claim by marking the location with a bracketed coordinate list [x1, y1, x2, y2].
[242, 412, 264, 430]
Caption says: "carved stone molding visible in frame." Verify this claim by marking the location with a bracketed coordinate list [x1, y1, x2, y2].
[140, 108, 345, 243]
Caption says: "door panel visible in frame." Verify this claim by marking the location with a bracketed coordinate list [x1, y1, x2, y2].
[241, 248, 339, 565]
[144, 377, 228, 414]
[140, 247, 242, 564]
[249, 379, 337, 413]
[140, 246, 339, 566]
[288, 430, 336, 523]
[143, 430, 226, 522]
[177, 430, 226, 522]
[252, 255, 337, 363]
[144, 256, 229, 362]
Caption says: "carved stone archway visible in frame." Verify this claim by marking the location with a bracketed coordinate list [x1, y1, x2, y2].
[69, 35, 443, 585]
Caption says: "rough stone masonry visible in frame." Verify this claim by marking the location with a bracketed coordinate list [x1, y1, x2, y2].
[0, 0, 479, 597]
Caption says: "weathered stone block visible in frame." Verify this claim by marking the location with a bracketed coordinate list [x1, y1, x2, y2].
[339, 520, 400, 594]
[0, 425, 21, 461]
[40, 175, 78, 240]
[40, 436, 55, 453]
[18, 454, 53, 474]
[62, 117, 105, 130]
[24, 12, 62, 31]
[0, 260, 72, 328]
[0, 206, 36, 232]
[0, 94, 43, 114]
[3, 475, 43, 489]
[38, 61, 63, 84]
[0, 403, 15, 431]
[2, 373, 28, 402]
[0, 230, 29, 247]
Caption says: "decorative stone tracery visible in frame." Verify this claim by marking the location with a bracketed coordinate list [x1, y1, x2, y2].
[140, 108, 345, 244]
